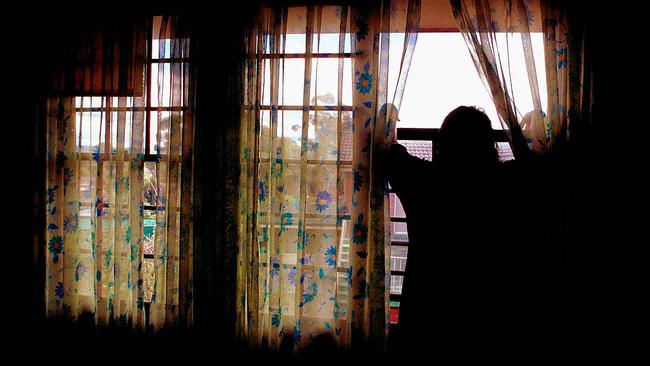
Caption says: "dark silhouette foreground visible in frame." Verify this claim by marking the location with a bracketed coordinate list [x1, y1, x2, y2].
[386, 106, 559, 355]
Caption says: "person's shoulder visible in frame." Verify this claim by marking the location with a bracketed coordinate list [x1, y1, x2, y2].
[388, 142, 408, 154]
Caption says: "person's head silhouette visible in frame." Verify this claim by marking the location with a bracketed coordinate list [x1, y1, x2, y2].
[436, 106, 498, 167]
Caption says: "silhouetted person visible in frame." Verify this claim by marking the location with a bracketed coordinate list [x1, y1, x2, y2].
[385, 106, 551, 356]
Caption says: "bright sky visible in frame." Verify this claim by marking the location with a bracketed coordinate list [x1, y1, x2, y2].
[397, 32, 547, 129]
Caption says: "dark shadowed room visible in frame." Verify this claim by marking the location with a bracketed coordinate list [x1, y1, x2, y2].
[8, 0, 633, 362]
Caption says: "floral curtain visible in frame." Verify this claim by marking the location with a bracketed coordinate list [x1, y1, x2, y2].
[44, 15, 195, 330]
[451, 0, 592, 154]
[541, 0, 592, 150]
[237, 0, 420, 351]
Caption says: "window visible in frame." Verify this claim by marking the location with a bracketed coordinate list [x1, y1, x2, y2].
[256, 6, 355, 324]
[73, 16, 189, 319]
[387, 32, 546, 324]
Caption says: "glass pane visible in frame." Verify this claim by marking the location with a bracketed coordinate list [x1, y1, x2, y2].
[79, 161, 94, 204]
[262, 59, 292, 106]
[306, 164, 337, 216]
[285, 33, 306, 54]
[150, 63, 171, 107]
[150, 62, 187, 107]
[109, 111, 133, 151]
[149, 63, 180, 107]
[391, 246, 408, 272]
[390, 274, 404, 295]
[310, 58, 352, 107]
[276, 110, 304, 160]
[144, 162, 158, 206]
[264, 59, 309, 106]
[76, 111, 97, 152]
[339, 111, 353, 161]
[312, 33, 352, 54]
[390, 301, 400, 324]
[337, 218, 352, 268]
[152, 38, 171, 59]
[149, 111, 171, 155]
[143, 258, 155, 302]
[387, 33, 406, 96]
[143, 210, 156, 256]
[282, 59, 305, 106]
[262, 59, 271, 105]
[338, 166, 352, 218]
[391, 222, 408, 242]
[83, 97, 104, 108]
[389, 193, 406, 218]
[308, 111, 338, 161]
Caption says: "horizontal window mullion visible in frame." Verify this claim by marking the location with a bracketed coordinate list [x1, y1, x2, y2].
[257, 212, 350, 220]
[77, 152, 182, 161]
[260, 262, 351, 273]
[75, 106, 188, 112]
[259, 105, 354, 111]
[258, 158, 351, 166]
[148, 57, 191, 63]
[254, 223, 340, 231]
[261, 52, 352, 59]
[77, 203, 178, 212]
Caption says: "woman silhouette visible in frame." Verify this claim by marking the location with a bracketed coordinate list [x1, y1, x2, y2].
[385, 106, 544, 355]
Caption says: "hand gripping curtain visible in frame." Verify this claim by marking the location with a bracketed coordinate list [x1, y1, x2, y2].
[237, 0, 419, 351]
[45, 15, 195, 330]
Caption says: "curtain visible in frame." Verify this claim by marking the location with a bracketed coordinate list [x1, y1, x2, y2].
[44, 15, 195, 330]
[451, 0, 541, 156]
[451, 0, 592, 154]
[237, 0, 419, 351]
[541, 0, 592, 150]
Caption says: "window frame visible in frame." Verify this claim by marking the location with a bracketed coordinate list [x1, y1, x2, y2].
[73, 26, 190, 322]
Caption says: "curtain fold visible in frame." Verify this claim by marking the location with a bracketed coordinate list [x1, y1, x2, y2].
[349, 0, 420, 347]
[450, 0, 534, 156]
[541, 0, 592, 150]
[451, 0, 592, 154]
[237, 0, 420, 352]
[44, 15, 195, 330]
